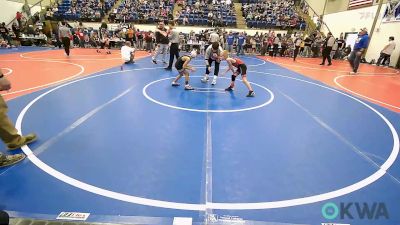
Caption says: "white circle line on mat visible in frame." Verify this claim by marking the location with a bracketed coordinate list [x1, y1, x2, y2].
[296, 59, 400, 74]
[0, 59, 85, 96]
[15, 69, 399, 211]
[20, 51, 123, 61]
[266, 58, 399, 75]
[1, 68, 13, 76]
[334, 74, 400, 110]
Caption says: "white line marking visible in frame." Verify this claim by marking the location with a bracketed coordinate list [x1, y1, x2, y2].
[241, 56, 267, 67]
[194, 87, 226, 91]
[334, 75, 400, 110]
[192, 90, 226, 93]
[14, 69, 399, 210]
[33, 88, 134, 156]
[20, 51, 126, 61]
[266, 58, 399, 75]
[206, 70, 400, 210]
[205, 116, 213, 215]
[1, 68, 13, 76]
[143, 76, 275, 113]
[191, 56, 266, 68]
[280, 90, 382, 169]
[297, 59, 400, 74]
[0, 59, 85, 96]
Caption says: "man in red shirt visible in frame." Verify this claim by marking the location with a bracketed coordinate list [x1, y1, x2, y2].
[16, 12, 23, 28]
[77, 29, 85, 47]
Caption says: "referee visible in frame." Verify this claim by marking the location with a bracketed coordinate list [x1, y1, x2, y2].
[58, 22, 71, 56]
[320, 32, 335, 66]
[165, 23, 180, 71]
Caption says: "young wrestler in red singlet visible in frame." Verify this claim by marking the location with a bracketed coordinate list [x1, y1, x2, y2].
[221, 50, 255, 97]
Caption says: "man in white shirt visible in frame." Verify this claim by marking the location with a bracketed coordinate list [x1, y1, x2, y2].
[272, 34, 280, 57]
[121, 41, 136, 64]
[377, 36, 396, 66]
[209, 30, 219, 44]
[201, 42, 223, 85]
[293, 35, 303, 61]
[330, 38, 339, 59]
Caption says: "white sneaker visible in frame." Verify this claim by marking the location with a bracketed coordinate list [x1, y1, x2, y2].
[185, 85, 194, 90]
[211, 77, 217, 85]
[201, 76, 209, 83]
[349, 71, 357, 75]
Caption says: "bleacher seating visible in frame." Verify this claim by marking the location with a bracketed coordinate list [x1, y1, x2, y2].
[54, 0, 116, 22]
[114, 0, 173, 23]
[242, 0, 305, 29]
[177, 0, 236, 27]
[51, 0, 307, 30]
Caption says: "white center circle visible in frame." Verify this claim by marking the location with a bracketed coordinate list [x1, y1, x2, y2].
[142, 76, 275, 113]
[190, 56, 266, 68]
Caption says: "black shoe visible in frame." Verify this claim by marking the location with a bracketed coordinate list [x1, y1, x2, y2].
[328, 63, 332, 66]
[246, 91, 255, 97]
[320, 63, 325, 65]
[171, 82, 180, 86]
[152, 59, 157, 64]
[225, 86, 234, 91]
[164, 67, 172, 71]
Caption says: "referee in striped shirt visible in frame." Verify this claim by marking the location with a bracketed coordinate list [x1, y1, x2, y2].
[320, 32, 335, 66]
[58, 22, 72, 56]
[165, 23, 180, 70]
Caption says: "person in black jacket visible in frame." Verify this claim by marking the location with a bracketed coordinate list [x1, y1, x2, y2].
[320, 32, 335, 66]
[152, 21, 169, 64]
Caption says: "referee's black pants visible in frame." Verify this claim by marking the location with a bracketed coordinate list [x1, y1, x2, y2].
[321, 46, 332, 65]
[167, 43, 180, 69]
[293, 46, 300, 61]
[205, 58, 220, 76]
[62, 37, 70, 56]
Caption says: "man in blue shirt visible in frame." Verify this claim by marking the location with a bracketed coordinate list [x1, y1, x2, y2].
[237, 32, 246, 55]
[348, 28, 369, 74]
[226, 32, 235, 54]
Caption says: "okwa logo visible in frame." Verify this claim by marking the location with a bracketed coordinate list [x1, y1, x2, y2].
[321, 202, 389, 220]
